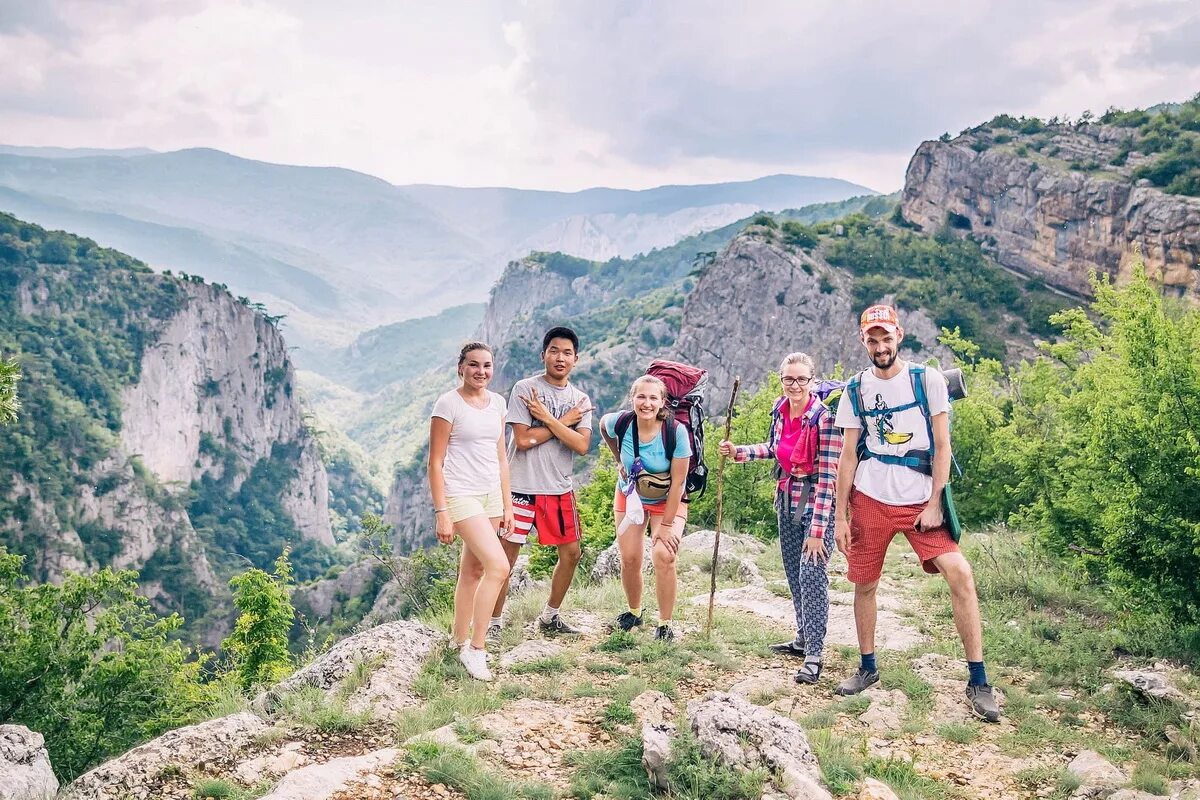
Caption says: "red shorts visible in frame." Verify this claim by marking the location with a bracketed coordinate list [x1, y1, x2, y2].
[506, 492, 580, 546]
[847, 488, 959, 585]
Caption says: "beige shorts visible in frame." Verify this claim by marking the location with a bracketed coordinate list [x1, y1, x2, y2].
[446, 491, 504, 523]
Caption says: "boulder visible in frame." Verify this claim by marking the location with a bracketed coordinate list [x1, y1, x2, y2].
[0, 726, 58, 800]
[507, 554, 537, 595]
[859, 778, 901, 800]
[859, 688, 909, 732]
[257, 748, 399, 800]
[728, 670, 793, 702]
[63, 712, 267, 799]
[1107, 792, 1168, 800]
[679, 530, 766, 556]
[641, 722, 675, 790]
[260, 619, 440, 720]
[1067, 750, 1126, 798]
[631, 690, 677, 725]
[499, 639, 564, 669]
[1112, 669, 1190, 705]
[688, 692, 831, 800]
[1170, 779, 1200, 800]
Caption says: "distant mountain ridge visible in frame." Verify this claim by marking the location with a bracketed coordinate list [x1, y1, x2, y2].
[0, 146, 874, 358]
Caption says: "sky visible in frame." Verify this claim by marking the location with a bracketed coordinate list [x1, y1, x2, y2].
[1, 0, 1198, 193]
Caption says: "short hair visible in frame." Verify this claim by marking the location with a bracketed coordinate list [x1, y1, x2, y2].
[778, 352, 816, 374]
[541, 326, 580, 354]
[629, 374, 671, 422]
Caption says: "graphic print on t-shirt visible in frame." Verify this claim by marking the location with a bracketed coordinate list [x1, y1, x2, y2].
[871, 393, 914, 446]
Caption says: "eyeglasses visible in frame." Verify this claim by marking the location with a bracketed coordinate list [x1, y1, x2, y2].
[781, 376, 812, 387]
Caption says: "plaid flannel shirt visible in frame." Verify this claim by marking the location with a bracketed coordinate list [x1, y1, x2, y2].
[733, 395, 842, 538]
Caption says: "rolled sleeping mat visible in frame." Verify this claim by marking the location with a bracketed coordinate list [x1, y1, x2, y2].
[944, 367, 968, 401]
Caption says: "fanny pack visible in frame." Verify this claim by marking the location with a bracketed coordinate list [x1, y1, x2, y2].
[635, 471, 672, 501]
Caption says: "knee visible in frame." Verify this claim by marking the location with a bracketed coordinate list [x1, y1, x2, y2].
[854, 580, 879, 598]
[651, 544, 676, 573]
[559, 542, 582, 567]
[461, 561, 485, 583]
[942, 558, 976, 592]
[484, 558, 511, 583]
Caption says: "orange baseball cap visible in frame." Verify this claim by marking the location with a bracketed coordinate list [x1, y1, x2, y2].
[860, 304, 900, 334]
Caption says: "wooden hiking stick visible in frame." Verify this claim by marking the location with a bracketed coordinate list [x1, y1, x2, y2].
[705, 376, 741, 639]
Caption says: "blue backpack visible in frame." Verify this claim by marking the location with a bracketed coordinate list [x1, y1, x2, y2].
[844, 364, 939, 475]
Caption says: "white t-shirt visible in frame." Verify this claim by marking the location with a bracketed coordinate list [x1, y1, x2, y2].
[431, 389, 507, 496]
[834, 363, 950, 506]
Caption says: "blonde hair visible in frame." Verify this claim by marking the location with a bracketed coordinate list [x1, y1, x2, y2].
[456, 341, 493, 377]
[629, 374, 670, 421]
[778, 352, 816, 375]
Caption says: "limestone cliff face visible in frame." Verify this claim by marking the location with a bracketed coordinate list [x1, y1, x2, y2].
[477, 258, 575, 386]
[675, 227, 948, 405]
[901, 132, 1200, 299]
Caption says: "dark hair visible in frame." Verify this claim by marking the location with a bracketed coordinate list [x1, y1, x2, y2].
[541, 326, 580, 354]
[457, 341, 493, 367]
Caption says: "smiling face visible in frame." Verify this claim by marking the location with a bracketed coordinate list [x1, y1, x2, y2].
[862, 326, 904, 370]
[630, 378, 666, 421]
[458, 348, 494, 390]
[542, 337, 578, 381]
[780, 361, 814, 402]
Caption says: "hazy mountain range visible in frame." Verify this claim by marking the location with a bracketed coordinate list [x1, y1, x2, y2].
[0, 145, 874, 357]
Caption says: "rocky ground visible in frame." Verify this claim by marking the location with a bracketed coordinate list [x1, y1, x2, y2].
[13, 528, 1199, 800]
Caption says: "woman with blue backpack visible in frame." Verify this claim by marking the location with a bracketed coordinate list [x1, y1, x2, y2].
[600, 374, 693, 643]
[718, 352, 843, 684]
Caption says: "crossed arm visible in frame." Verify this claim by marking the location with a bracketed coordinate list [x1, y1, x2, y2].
[511, 393, 592, 455]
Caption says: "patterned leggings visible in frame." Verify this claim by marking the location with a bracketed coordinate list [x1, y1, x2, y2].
[777, 490, 835, 659]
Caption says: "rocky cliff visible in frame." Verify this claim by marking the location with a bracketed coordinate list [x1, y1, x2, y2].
[901, 123, 1200, 300]
[0, 214, 332, 629]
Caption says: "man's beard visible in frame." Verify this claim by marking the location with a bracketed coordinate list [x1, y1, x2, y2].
[872, 350, 897, 369]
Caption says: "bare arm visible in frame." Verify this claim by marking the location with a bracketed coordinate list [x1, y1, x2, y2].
[522, 394, 592, 455]
[510, 423, 555, 451]
[834, 426, 859, 555]
[915, 412, 952, 530]
[497, 433, 514, 533]
[428, 417, 453, 543]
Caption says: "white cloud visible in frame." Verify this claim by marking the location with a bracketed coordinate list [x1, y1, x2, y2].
[0, 0, 1196, 192]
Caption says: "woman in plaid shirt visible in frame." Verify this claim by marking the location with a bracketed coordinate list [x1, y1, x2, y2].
[718, 352, 842, 684]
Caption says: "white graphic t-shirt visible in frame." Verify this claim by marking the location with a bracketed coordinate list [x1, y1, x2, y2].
[834, 363, 950, 505]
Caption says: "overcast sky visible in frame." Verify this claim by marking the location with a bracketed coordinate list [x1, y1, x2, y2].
[1, 0, 1197, 192]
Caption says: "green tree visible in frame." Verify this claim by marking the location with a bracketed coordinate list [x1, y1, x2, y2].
[0, 356, 18, 425]
[222, 550, 296, 690]
[0, 549, 210, 781]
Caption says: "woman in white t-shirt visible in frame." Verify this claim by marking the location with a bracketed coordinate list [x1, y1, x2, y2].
[428, 342, 514, 681]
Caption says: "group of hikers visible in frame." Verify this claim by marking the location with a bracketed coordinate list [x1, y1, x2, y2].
[427, 305, 1002, 723]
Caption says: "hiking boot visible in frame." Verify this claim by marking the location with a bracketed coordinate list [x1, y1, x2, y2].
[834, 668, 880, 696]
[458, 644, 493, 682]
[965, 684, 1001, 723]
[654, 624, 680, 643]
[794, 660, 822, 685]
[539, 615, 582, 636]
[769, 640, 806, 658]
[613, 611, 643, 632]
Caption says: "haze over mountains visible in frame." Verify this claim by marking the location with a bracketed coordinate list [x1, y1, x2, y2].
[0, 145, 874, 358]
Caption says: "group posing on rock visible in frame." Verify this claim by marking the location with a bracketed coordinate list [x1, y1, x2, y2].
[427, 307, 1002, 723]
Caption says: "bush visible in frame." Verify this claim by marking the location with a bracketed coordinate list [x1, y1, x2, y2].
[0, 549, 212, 781]
[781, 221, 819, 250]
[222, 551, 296, 690]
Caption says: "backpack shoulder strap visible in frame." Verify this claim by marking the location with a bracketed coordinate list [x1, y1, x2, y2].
[847, 370, 867, 420]
[662, 419, 678, 461]
[612, 411, 639, 459]
[909, 365, 935, 458]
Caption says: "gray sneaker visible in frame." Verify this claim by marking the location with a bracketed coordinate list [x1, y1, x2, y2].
[834, 668, 880, 696]
[485, 622, 503, 641]
[965, 684, 1001, 722]
[539, 615, 582, 636]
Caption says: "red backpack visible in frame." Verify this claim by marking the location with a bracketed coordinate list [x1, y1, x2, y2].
[613, 359, 709, 499]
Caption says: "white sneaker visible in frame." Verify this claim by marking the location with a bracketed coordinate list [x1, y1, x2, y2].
[459, 643, 493, 682]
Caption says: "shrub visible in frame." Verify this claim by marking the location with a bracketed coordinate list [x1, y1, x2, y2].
[222, 550, 296, 690]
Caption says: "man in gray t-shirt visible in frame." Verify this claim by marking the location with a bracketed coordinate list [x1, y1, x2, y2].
[489, 327, 593, 637]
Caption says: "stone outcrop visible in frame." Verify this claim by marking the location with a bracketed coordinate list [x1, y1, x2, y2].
[0, 726, 58, 800]
[261, 620, 441, 720]
[688, 692, 831, 800]
[901, 134, 1200, 300]
[62, 712, 267, 800]
[1066, 749, 1127, 798]
[675, 228, 949, 406]
[256, 748, 399, 800]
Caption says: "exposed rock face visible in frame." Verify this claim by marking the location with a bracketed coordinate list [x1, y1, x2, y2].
[292, 560, 386, 623]
[591, 536, 653, 582]
[256, 748, 399, 800]
[261, 620, 441, 720]
[477, 258, 574, 386]
[901, 136, 1200, 300]
[687, 692, 831, 800]
[62, 712, 268, 800]
[121, 282, 332, 545]
[0, 725, 58, 800]
[675, 229, 949, 405]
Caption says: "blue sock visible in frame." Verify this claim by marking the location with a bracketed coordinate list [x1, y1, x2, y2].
[860, 652, 877, 673]
[967, 660, 988, 687]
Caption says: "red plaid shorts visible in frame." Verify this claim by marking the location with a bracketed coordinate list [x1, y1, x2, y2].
[847, 488, 959, 584]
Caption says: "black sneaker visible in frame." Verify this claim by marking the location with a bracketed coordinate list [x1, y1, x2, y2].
[834, 668, 880, 696]
[794, 660, 822, 685]
[539, 615, 582, 636]
[654, 624, 680, 643]
[965, 684, 1001, 722]
[614, 611, 643, 632]
[768, 640, 806, 658]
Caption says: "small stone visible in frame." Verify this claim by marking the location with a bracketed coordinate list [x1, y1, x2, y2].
[859, 777, 901, 800]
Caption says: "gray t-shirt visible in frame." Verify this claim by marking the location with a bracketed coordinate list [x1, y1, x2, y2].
[506, 376, 592, 495]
